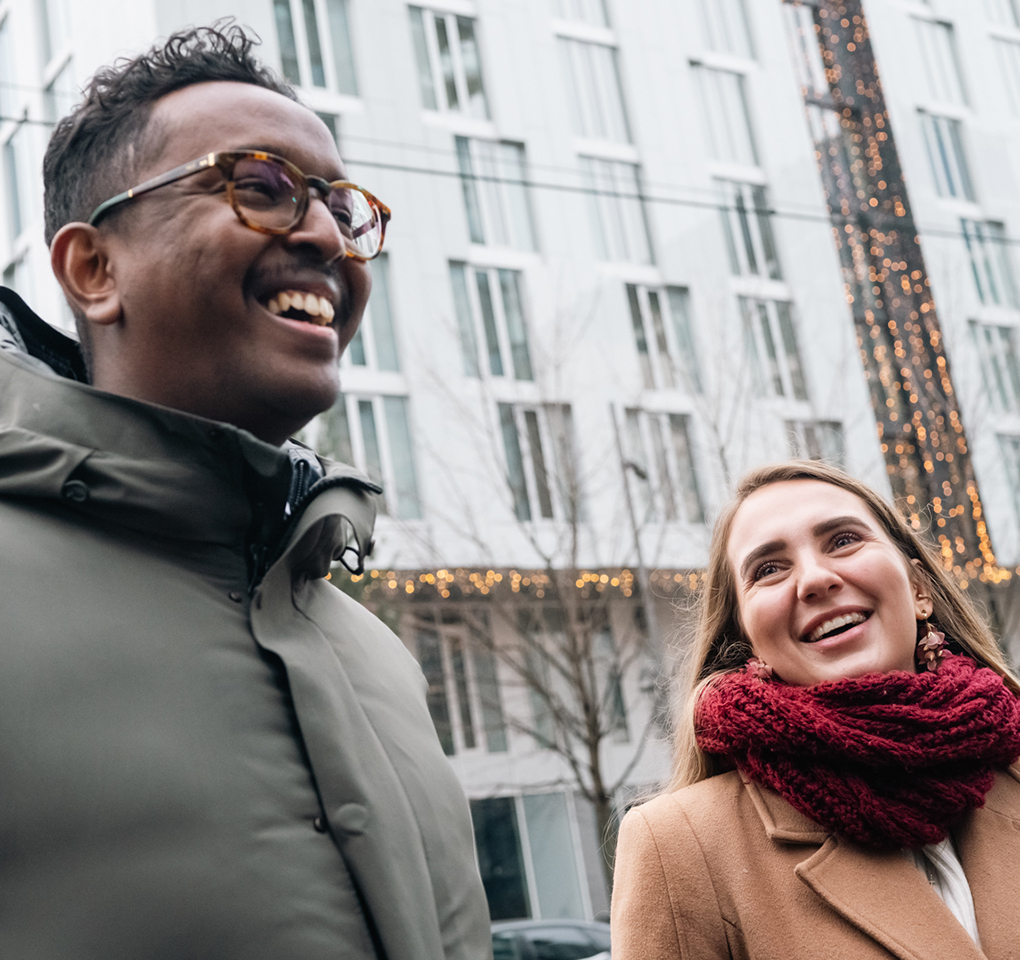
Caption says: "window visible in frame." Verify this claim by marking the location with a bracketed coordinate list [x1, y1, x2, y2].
[784, 2, 829, 102]
[994, 39, 1020, 116]
[43, 59, 76, 124]
[347, 255, 400, 371]
[986, 0, 1020, 28]
[274, 0, 358, 94]
[693, 66, 758, 166]
[716, 180, 781, 279]
[499, 403, 579, 522]
[450, 263, 534, 380]
[786, 420, 845, 466]
[972, 322, 1020, 415]
[914, 19, 966, 105]
[740, 297, 809, 401]
[416, 613, 508, 755]
[38, 0, 72, 64]
[308, 394, 423, 519]
[558, 38, 630, 142]
[626, 284, 701, 393]
[409, 7, 487, 117]
[1002, 435, 1020, 522]
[623, 409, 704, 524]
[3, 125, 33, 244]
[455, 138, 537, 250]
[920, 113, 975, 200]
[962, 220, 1019, 308]
[472, 792, 588, 922]
[580, 156, 653, 263]
[697, 0, 754, 59]
[553, 0, 609, 25]
[0, 16, 15, 119]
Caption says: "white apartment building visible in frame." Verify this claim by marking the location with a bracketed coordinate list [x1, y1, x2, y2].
[3, 0, 1019, 923]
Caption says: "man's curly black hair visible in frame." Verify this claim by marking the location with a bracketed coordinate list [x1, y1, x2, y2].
[43, 21, 297, 247]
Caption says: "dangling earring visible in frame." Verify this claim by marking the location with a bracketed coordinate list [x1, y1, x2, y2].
[916, 621, 947, 673]
[745, 657, 773, 682]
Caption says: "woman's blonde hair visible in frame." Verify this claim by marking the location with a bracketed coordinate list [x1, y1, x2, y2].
[668, 459, 1020, 792]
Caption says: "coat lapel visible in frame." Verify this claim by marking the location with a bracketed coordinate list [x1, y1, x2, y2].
[953, 766, 1020, 959]
[742, 775, 987, 960]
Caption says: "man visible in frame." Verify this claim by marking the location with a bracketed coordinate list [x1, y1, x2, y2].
[0, 25, 491, 960]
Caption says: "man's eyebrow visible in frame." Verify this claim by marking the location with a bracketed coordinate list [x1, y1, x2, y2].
[739, 540, 785, 581]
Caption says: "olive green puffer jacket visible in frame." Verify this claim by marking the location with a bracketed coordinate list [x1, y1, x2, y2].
[0, 288, 491, 960]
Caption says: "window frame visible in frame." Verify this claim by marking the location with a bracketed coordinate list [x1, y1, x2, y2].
[739, 297, 810, 402]
[306, 392, 424, 520]
[919, 111, 975, 201]
[579, 155, 654, 264]
[455, 137, 538, 250]
[450, 262, 535, 381]
[558, 35, 631, 143]
[625, 283, 702, 394]
[409, 6, 489, 117]
[623, 408, 705, 525]
[692, 64, 759, 167]
[498, 402, 580, 523]
[716, 179, 782, 280]
[415, 611, 509, 756]
[274, 0, 359, 95]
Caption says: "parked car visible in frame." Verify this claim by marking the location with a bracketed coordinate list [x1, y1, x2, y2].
[491, 918, 611, 960]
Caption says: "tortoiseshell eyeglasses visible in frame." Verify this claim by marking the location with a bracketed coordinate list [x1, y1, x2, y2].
[87, 150, 391, 261]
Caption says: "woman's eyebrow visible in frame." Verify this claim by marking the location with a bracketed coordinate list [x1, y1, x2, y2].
[739, 540, 785, 581]
[812, 515, 871, 536]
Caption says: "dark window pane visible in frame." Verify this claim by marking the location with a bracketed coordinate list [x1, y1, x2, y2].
[326, 0, 358, 94]
[525, 411, 554, 519]
[451, 637, 476, 748]
[274, 0, 301, 85]
[302, 0, 326, 86]
[473, 644, 508, 752]
[456, 137, 485, 243]
[319, 395, 353, 463]
[471, 797, 530, 920]
[500, 404, 531, 521]
[418, 627, 453, 754]
[409, 6, 437, 108]
[476, 270, 504, 375]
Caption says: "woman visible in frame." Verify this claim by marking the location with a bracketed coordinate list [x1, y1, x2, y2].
[611, 460, 1020, 960]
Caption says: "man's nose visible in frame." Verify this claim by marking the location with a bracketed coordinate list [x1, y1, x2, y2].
[284, 194, 346, 262]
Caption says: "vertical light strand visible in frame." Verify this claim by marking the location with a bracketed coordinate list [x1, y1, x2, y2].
[789, 0, 1002, 586]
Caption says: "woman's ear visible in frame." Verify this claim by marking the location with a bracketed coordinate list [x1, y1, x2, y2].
[909, 558, 934, 620]
[50, 223, 121, 326]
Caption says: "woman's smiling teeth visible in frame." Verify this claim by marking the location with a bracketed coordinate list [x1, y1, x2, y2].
[804, 611, 869, 643]
[266, 290, 335, 326]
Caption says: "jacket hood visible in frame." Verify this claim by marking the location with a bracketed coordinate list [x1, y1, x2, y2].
[0, 286, 382, 582]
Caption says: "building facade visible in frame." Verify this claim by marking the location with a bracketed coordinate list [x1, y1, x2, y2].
[3, 0, 1020, 922]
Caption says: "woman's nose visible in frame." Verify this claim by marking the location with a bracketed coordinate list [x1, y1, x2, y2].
[796, 553, 842, 601]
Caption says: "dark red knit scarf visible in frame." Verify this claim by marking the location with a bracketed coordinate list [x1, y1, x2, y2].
[696, 654, 1020, 849]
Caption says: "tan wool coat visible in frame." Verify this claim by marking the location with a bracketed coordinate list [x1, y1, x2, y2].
[611, 766, 1020, 960]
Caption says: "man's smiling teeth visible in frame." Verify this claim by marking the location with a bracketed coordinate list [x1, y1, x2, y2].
[266, 290, 335, 326]
[806, 612, 868, 643]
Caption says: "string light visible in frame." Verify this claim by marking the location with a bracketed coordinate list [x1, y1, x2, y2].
[799, 0, 1010, 585]
[339, 566, 700, 602]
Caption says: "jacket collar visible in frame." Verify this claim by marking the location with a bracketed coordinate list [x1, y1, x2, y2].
[0, 286, 381, 582]
[742, 768, 1020, 960]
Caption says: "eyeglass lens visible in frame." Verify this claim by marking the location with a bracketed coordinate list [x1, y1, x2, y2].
[230, 155, 382, 256]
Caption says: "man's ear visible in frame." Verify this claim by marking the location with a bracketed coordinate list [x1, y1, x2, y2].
[50, 223, 121, 326]
[909, 558, 934, 620]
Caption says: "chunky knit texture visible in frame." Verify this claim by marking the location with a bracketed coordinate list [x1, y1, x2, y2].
[696, 654, 1020, 849]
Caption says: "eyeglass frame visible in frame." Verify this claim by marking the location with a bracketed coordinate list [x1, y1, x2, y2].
[86, 150, 391, 261]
